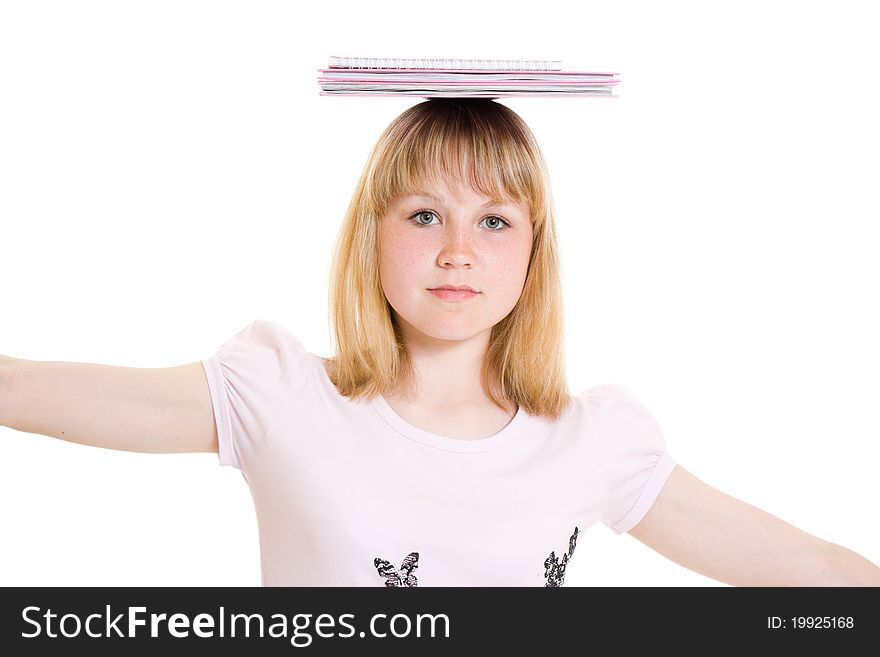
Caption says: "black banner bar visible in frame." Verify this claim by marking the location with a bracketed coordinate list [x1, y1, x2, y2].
[1, 587, 876, 654]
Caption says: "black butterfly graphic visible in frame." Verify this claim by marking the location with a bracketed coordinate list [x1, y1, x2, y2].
[544, 526, 580, 587]
[373, 552, 420, 587]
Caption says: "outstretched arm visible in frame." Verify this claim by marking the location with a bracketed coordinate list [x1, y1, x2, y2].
[628, 465, 880, 586]
[0, 354, 218, 455]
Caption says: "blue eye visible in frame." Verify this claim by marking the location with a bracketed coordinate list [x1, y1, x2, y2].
[482, 216, 506, 231]
[407, 208, 510, 231]
[410, 209, 439, 226]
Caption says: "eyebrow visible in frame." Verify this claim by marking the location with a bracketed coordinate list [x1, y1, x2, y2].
[411, 193, 513, 209]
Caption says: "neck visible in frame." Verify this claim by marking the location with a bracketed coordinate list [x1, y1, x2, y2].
[393, 333, 490, 405]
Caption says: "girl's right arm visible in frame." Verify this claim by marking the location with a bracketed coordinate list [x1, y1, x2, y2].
[0, 355, 217, 455]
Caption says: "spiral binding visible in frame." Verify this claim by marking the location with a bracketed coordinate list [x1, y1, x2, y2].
[328, 56, 563, 71]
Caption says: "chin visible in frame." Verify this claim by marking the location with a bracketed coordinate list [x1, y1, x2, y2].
[408, 321, 489, 344]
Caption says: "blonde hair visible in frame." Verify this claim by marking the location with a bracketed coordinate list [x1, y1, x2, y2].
[323, 98, 573, 420]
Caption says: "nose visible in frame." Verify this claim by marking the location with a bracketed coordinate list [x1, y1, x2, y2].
[436, 224, 475, 268]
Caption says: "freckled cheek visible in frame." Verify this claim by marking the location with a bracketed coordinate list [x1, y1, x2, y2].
[380, 234, 432, 298]
[388, 235, 430, 273]
[483, 249, 530, 286]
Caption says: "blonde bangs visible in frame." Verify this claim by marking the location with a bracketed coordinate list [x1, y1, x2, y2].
[365, 100, 549, 225]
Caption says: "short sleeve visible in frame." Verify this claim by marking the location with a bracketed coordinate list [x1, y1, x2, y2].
[200, 319, 310, 471]
[586, 384, 678, 535]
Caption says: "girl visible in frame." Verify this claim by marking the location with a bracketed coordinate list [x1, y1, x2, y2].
[2, 99, 878, 587]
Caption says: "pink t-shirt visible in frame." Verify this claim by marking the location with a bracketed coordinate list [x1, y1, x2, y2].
[201, 320, 677, 586]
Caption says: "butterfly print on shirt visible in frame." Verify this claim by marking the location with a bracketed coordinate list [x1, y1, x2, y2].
[544, 526, 580, 587]
[374, 552, 420, 587]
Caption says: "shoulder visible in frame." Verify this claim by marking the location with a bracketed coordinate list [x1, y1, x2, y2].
[216, 319, 308, 357]
[232, 318, 304, 345]
[530, 384, 635, 429]
[577, 383, 642, 416]
[578, 384, 677, 534]
[576, 383, 668, 455]
[210, 318, 312, 391]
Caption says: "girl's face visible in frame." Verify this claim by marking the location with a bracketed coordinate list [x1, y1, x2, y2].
[378, 179, 534, 345]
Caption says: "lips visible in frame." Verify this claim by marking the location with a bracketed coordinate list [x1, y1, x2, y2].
[429, 285, 478, 293]
[428, 287, 479, 302]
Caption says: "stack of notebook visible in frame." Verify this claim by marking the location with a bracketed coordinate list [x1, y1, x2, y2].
[317, 56, 620, 98]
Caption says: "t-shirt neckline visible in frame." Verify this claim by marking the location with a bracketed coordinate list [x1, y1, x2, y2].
[312, 352, 527, 453]
[369, 392, 527, 453]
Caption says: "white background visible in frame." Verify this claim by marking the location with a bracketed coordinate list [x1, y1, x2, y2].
[1, 0, 877, 587]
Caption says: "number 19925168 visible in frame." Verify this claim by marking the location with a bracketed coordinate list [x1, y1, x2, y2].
[767, 616, 854, 629]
